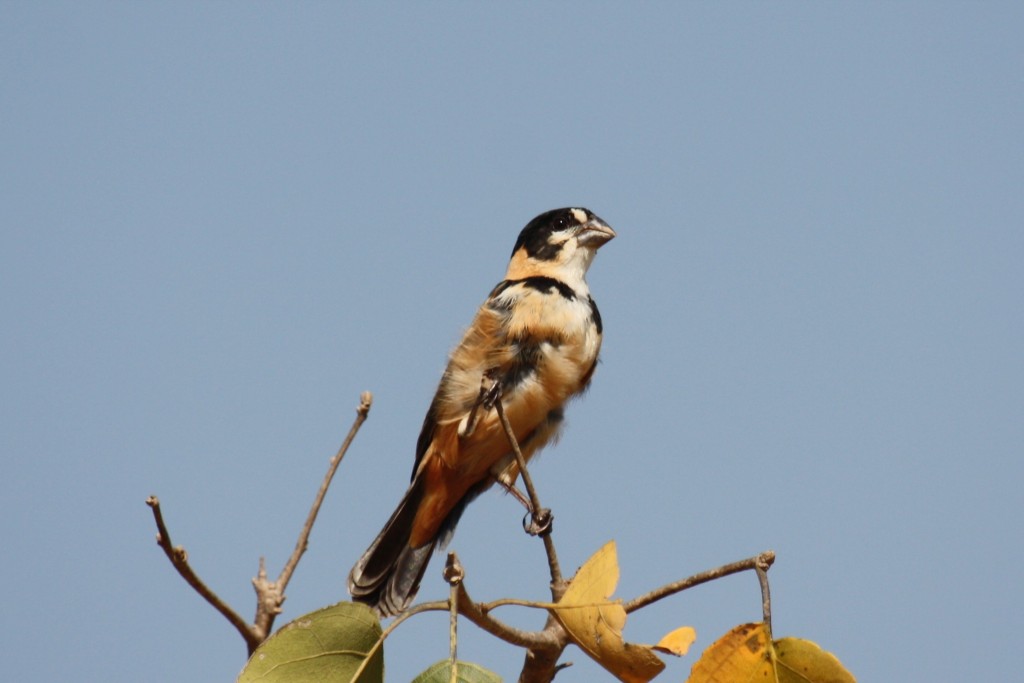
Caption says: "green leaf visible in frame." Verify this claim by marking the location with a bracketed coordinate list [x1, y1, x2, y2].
[411, 659, 502, 683]
[237, 601, 384, 683]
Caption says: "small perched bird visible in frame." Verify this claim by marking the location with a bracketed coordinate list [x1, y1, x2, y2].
[348, 207, 615, 616]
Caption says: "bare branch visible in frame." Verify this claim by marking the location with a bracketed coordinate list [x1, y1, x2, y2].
[623, 550, 776, 614]
[152, 384, 781, 683]
[347, 579, 563, 683]
[446, 550, 780, 681]
[445, 553, 464, 680]
[517, 611, 572, 683]
[756, 552, 773, 634]
[278, 391, 373, 591]
[455, 583, 560, 651]
[146, 496, 260, 652]
[148, 392, 373, 654]
[493, 396, 564, 596]
[253, 392, 374, 639]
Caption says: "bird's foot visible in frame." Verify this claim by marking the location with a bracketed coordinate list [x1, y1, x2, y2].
[458, 370, 503, 438]
[523, 508, 553, 536]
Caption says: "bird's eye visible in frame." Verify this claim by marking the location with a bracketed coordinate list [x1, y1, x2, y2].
[554, 217, 568, 230]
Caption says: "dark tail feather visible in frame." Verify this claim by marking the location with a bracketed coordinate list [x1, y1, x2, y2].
[348, 478, 435, 617]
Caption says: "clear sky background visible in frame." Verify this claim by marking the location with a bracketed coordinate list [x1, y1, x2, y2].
[2, 3, 1021, 682]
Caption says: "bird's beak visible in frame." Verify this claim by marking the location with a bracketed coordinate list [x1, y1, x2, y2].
[576, 217, 616, 248]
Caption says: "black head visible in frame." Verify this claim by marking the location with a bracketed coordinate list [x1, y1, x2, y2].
[511, 207, 614, 260]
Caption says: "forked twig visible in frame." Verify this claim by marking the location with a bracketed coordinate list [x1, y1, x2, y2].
[148, 392, 373, 653]
[253, 392, 374, 640]
[152, 383, 781, 683]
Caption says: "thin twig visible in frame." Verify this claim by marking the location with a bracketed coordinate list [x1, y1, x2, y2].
[493, 396, 564, 594]
[146, 496, 260, 652]
[756, 552, 773, 634]
[623, 550, 776, 613]
[279, 391, 373, 590]
[149, 392, 373, 654]
[492, 398, 544, 516]
[347, 579, 563, 683]
[455, 584, 562, 650]
[346, 601, 448, 683]
[254, 392, 373, 638]
[444, 553, 465, 683]
[483, 597, 559, 611]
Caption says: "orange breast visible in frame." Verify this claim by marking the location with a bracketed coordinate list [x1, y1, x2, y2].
[406, 280, 602, 548]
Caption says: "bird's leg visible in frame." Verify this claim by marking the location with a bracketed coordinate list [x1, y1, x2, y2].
[495, 477, 533, 511]
[494, 471, 552, 536]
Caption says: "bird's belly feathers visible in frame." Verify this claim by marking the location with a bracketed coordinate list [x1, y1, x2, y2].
[409, 289, 602, 544]
[447, 294, 599, 470]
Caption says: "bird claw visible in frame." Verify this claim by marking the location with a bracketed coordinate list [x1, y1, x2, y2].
[458, 371, 503, 438]
[481, 369, 502, 408]
[522, 508, 553, 536]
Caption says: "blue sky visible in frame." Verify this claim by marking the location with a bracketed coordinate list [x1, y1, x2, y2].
[2, 3, 1021, 681]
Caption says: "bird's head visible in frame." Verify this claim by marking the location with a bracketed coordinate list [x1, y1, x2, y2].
[506, 207, 616, 284]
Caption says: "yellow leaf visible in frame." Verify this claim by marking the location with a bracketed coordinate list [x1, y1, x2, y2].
[552, 541, 665, 683]
[687, 622, 769, 683]
[687, 623, 856, 683]
[774, 636, 856, 683]
[653, 626, 697, 657]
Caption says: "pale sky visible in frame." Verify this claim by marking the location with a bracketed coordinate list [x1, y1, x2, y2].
[2, 3, 1022, 682]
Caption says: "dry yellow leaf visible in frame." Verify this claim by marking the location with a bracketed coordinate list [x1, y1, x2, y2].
[687, 622, 768, 683]
[687, 623, 855, 683]
[774, 636, 856, 683]
[552, 541, 666, 683]
[653, 626, 697, 657]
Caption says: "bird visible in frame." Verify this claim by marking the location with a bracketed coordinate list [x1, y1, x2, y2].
[348, 207, 615, 617]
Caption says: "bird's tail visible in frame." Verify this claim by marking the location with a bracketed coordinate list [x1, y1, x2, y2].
[348, 477, 435, 617]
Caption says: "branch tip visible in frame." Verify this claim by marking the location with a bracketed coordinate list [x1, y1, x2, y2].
[252, 390, 374, 641]
[145, 494, 257, 652]
[444, 552, 465, 586]
[623, 550, 777, 614]
[358, 391, 373, 416]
